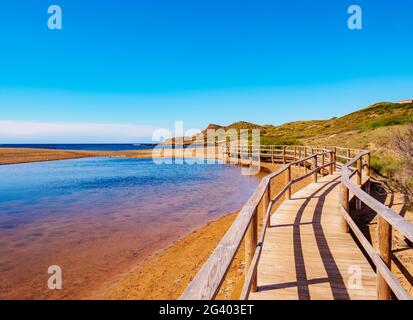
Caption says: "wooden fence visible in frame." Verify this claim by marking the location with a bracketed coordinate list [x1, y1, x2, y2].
[180, 145, 413, 300]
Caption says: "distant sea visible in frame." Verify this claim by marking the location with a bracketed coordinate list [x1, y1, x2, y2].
[0, 143, 157, 151]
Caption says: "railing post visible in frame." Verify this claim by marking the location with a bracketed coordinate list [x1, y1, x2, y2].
[286, 165, 291, 200]
[265, 180, 271, 227]
[304, 148, 308, 174]
[366, 153, 371, 194]
[329, 151, 334, 174]
[294, 147, 297, 161]
[356, 158, 363, 210]
[312, 155, 317, 183]
[333, 147, 337, 172]
[377, 216, 392, 300]
[271, 146, 274, 164]
[347, 149, 351, 159]
[366, 152, 371, 177]
[245, 208, 258, 292]
[357, 158, 363, 185]
[321, 153, 325, 176]
[262, 179, 271, 226]
[341, 183, 350, 233]
[225, 141, 230, 163]
[282, 146, 286, 164]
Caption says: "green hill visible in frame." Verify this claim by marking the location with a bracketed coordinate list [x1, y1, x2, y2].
[216, 101, 413, 176]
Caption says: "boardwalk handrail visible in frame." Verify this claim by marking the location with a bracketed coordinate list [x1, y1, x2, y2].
[181, 145, 334, 300]
[181, 145, 413, 300]
[340, 150, 413, 300]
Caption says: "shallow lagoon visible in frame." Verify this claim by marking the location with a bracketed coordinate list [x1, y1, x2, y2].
[0, 157, 259, 299]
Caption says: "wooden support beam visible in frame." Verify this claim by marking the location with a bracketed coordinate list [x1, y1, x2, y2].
[377, 216, 392, 300]
[265, 182, 271, 227]
[245, 209, 258, 292]
[357, 158, 362, 185]
[271, 146, 274, 164]
[304, 148, 308, 174]
[356, 158, 363, 210]
[312, 155, 317, 183]
[366, 152, 371, 177]
[225, 141, 230, 163]
[321, 153, 325, 176]
[282, 146, 286, 164]
[285, 166, 291, 200]
[365, 153, 371, 194]
[330, 151, 334, 174]
[341, 183, 350, 233]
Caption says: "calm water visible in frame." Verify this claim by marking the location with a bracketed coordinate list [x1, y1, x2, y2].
[0, 157, 259, 299]
[0, 143, 157, 151]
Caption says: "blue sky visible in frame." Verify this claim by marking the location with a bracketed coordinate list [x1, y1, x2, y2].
[0, 0, 412, 142]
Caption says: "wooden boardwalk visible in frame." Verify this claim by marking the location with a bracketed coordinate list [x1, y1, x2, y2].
[250, 173, 377, 300]
[181, 146, 413, 300]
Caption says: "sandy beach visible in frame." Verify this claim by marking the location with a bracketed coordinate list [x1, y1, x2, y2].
[0, 148, 154, 165]
[0, 146, 225, 166]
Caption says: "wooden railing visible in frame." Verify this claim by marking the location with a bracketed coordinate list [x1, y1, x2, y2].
[340, 150, 413, 300]
[180, 145, 413, 300]
[180, 145, 334, 300]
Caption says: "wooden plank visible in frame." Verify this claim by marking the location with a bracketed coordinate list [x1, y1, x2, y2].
[250, 174, 377, 300]
[377, 216, 392, 300]
[341, 208, 412, 300]
[181, 162, 289, 299]
[342, 161, 413, 243]
[182, 145, 413, 301]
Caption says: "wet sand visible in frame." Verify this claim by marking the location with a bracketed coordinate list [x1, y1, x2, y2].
[0, 148, 154, 165]
[0, 147, 223, 166]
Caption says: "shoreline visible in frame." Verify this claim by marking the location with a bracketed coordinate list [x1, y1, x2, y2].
[0, 148, 155, 165]
[0, 147, 226, 166]
[0, 147, 266, 299]
[4, 148, 410, 298]
[98, 163, 313, 300]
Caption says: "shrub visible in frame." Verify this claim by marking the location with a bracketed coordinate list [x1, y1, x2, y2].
[392, 123, 413, 205]
[359, 116, 408, 131]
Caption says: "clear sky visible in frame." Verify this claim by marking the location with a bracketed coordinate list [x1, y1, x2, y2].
[0, 0, 412, 142]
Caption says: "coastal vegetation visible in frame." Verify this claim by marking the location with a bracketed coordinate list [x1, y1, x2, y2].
[206, 101, 413, 201]
[392, 123, 413, 207]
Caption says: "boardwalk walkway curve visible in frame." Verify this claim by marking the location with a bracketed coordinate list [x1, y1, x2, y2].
[180, 146, 413, 300]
